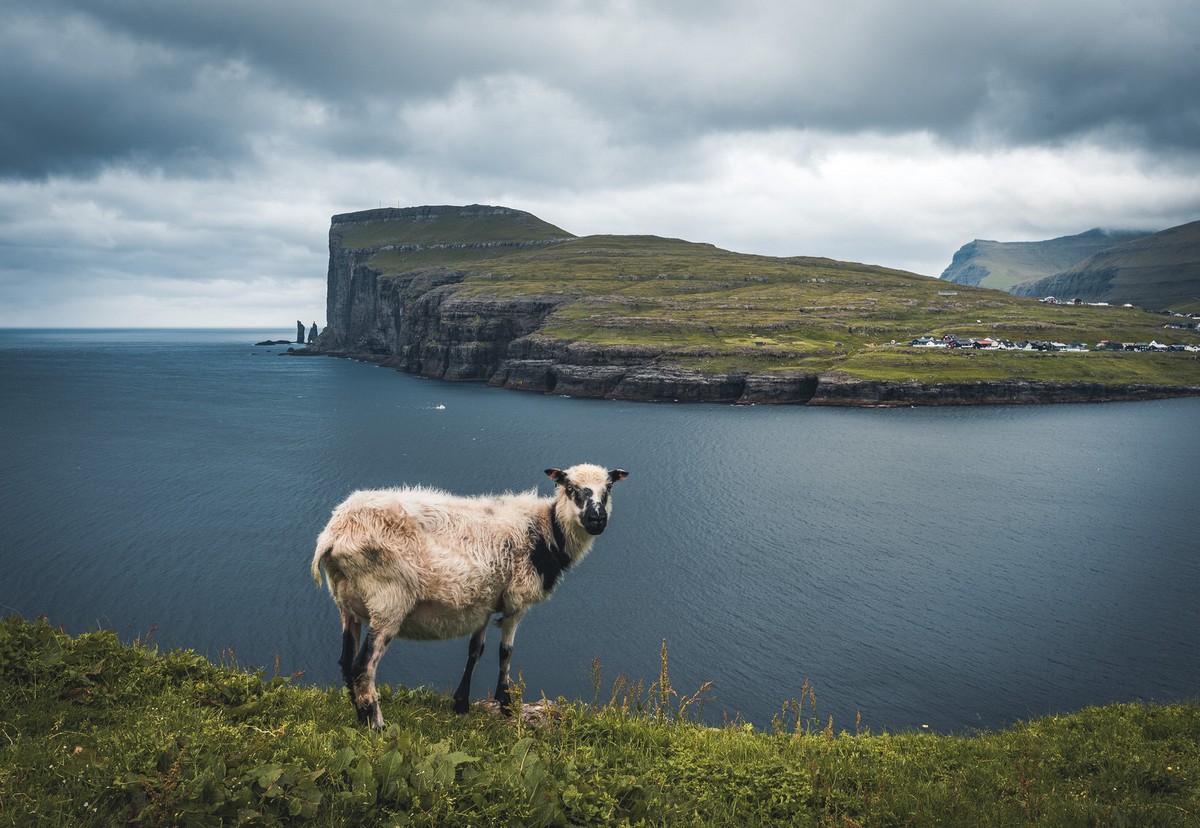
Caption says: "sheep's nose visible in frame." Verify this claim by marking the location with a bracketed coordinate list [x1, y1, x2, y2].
[582, 504, 607, 534]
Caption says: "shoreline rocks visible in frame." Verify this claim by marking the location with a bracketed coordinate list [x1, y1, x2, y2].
[302, 347, 1200, 406]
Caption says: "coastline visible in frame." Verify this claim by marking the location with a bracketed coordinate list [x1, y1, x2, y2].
[289, 347, 1200, 406]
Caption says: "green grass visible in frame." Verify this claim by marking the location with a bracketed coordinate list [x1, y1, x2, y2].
[4, 616, 1198, 826]
[335, 210, 572, 251]
[835, 349, 1200, 385]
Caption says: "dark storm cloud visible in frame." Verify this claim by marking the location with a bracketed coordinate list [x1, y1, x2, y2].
[1, 4, 294, 177]
[4, 0, 1197, 181]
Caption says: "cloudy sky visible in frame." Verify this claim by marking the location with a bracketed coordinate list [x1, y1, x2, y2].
[3, 0, 1198, 327]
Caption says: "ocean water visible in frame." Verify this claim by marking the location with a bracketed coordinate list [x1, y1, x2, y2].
[2, 328, 1197, 732]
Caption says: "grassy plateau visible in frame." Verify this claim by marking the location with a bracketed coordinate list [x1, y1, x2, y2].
[3, 616, 1198, 826]
[340, 220, 1200, 389]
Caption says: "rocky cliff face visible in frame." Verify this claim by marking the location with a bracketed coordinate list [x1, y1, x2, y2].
[315, 206, 568, 376]
[491, 342, 822, 403]
[806, 375, 1200, 406]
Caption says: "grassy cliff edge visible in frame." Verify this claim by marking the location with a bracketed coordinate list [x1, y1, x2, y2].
[3, 617, 1197, 826]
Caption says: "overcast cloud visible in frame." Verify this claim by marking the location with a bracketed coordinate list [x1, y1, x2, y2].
[2, 0, 1198, 326]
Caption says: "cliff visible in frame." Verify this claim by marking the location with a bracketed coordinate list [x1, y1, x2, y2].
[312, 206, 822, 403]
[308, 206, 1200, 406]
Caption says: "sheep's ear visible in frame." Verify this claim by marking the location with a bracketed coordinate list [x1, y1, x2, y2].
[545, 468, 569, 485]
[609, 469, 629, 483]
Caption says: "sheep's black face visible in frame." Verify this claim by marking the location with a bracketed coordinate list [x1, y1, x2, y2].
[545, 465, 629, 536]
[579, 492, 608, 535]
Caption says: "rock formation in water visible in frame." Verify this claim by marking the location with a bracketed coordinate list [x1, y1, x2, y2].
[308, 323, 318, 344]
[297, 321, 306, 344]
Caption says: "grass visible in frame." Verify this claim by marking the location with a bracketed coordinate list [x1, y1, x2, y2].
[335, 211, 572, 251]
[353, 231, 1200, 388]
[3, 616, 1199, 826]
[833, 349, 1200, 385]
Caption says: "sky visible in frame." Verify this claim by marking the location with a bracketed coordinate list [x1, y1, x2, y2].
[2, 0, 1199, 327]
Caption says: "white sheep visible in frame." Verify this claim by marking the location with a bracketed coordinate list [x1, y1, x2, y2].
[310, 463, 629, 728]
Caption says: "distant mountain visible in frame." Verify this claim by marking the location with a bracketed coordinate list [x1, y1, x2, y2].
[1011, 220, 1200, 313]
[940, 229, 1149, 291]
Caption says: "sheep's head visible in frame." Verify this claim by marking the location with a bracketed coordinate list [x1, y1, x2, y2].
[546, 464, 629, 535]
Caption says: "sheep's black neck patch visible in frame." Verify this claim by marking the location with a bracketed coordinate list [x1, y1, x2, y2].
[529, 508, 571, 593]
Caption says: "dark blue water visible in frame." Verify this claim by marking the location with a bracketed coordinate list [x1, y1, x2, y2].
[2, 328, 1197, 732]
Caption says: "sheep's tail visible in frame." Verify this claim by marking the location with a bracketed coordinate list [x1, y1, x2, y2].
[311, 543, 330, 587]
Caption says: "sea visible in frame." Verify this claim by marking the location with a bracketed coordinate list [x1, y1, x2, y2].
[2, 328, 1197, 733]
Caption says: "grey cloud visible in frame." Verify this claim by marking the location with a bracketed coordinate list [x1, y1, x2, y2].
[0, 7, 301, 178]
[6, 0, 1197, 182]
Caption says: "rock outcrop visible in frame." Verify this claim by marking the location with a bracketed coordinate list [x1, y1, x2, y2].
[806, 375, 1200, 406]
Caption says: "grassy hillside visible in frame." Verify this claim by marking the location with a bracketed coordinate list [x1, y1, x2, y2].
[1013, 220, 1200, 314]
[939, 229, 1149, 292]
[356, 230, 1200, 386]
[3, 616, 1198, 826]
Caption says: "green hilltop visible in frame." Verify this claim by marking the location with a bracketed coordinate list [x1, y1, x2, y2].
[330, 208, 1200, 392]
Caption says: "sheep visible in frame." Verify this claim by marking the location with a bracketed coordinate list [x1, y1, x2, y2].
[310, 463, 629, 728]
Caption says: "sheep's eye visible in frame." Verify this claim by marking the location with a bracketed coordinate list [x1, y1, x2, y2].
[564, 485, 574, 496]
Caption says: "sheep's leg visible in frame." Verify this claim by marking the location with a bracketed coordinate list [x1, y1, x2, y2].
[494, 612, 525, 715]
[338, 613, 362, 695]
[453, 622, 489, 714]
[349, 626, 394, 729]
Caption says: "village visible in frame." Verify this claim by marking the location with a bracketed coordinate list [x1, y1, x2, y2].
[907, 333, 1200, 353]
[906, 303, 1200, 353]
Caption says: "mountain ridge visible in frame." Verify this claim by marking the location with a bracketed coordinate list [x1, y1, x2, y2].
[1010, 220, 1200, 312]
[940, 228, 1150, 291]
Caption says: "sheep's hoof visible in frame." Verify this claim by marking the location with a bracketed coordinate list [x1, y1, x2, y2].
[452, 697, 470, 715]
[475, 698, 563, 728]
